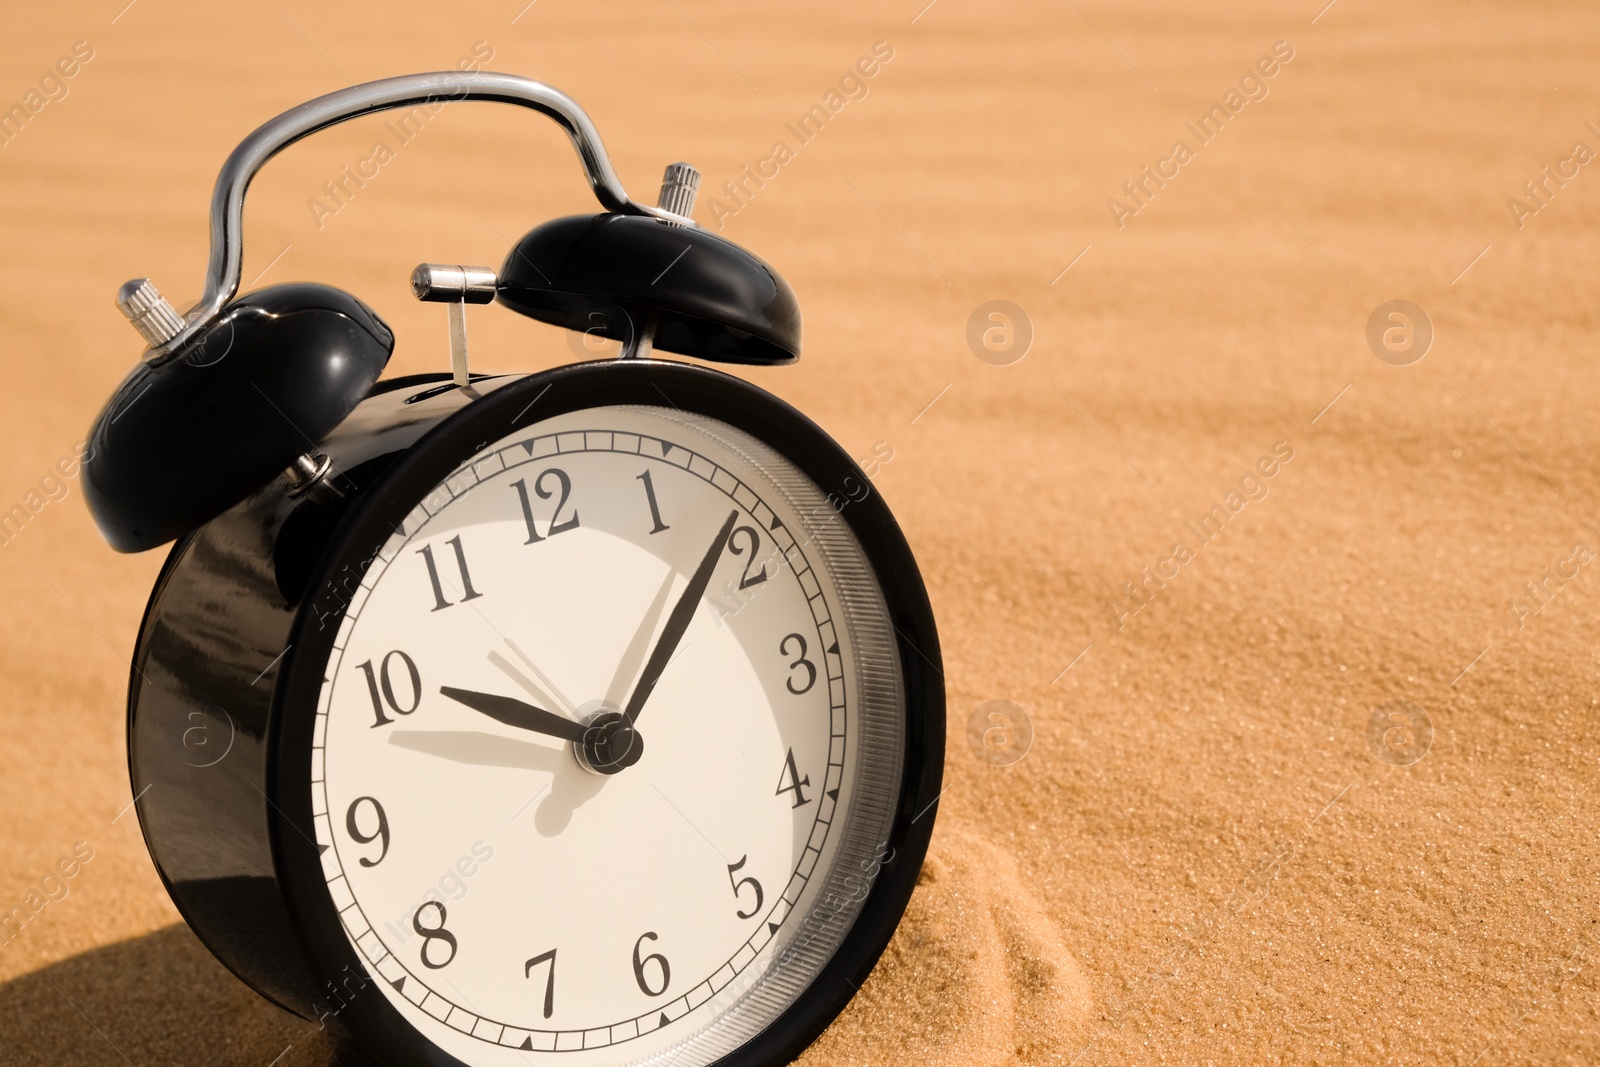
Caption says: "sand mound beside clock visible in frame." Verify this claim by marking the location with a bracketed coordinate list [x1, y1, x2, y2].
[797, 822, 1092, 1067]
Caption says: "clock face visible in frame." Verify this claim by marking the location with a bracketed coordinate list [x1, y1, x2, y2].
[310, 404, 906, 1066]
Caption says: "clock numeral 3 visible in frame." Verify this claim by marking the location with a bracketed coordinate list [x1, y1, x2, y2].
[356, 650, 422, 728]
[524, 948, 557, 1019]
[729, 525, 769, 590]
[513, 469, 580, 544]
[636, 469, 670, 534]
[344, 796, 389, 867]
[726, 855, 765, 920]
[779, 633, 817, 695]
[418, 535, 482, 611]
[632, 932, 671, 997]
[412, 901, 458, 969]
[776, 747, 812, 809]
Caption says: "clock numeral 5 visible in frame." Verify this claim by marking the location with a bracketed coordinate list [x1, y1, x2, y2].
[779, 633, 817, 695]
[412, 901, 458, 969]
[524, 948, 557, 1019]
[728, 525, 769, 590]
[356, 650, 421, 728]
[344, 796, 390, 867]
[513, 469, 580, 544]
[418, 535, 482, 611]
[776, 747, 812, 809]
[726, 855, 765, 920]
[632, 932, 671, 997]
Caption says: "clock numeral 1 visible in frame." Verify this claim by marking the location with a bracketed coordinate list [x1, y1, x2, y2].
[636, 469, 670, 534]
[344, 796, 390, 867]
[412, 901, 458, 969]
[524, 948, 557, 1019]
[780, 633, 817, 695]
[513, 468, 580, 544]
[418, 535, 481, 611]
[726, 855, 765, 920]
[776, 747, 812, 809]
[357, 650, 422, 728]
[729, 525, 769, 589]
[632, 932, 671, 997]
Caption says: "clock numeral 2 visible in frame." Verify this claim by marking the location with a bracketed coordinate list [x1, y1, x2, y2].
[513, 469, 580, 544]
[524, 948, 557, 1019]
[418, 535, 481, 611]
[636, 469, 670, 534]
[729, 525, 769, 590]
[780, 633, 817, 695]
[726, 855, 765, 920]
[412, 902, 458, 969]
[344, 796, 389, 867]
[632, 932, 671, 997]
[357, 650, 421, 728]
[776, 747, 812, 809]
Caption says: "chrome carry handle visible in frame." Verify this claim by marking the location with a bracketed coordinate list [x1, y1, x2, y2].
[116, 71, 691, 360]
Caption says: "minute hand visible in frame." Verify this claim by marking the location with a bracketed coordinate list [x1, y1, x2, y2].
[623, 509, 740, 725]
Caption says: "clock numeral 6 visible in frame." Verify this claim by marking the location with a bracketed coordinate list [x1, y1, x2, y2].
[776, 747, 812, 809]
[524, 948, 557, 1019]
[726, 855, 765, 920]
[412, 901, 458, 969]
[779, 633, 817, 695]
[728, 525, 769, 590]
[343, 796, 389, 867]
[356, 650, 422, 729]
[632, 931, 671, 997]
[513, 469, 580, 544]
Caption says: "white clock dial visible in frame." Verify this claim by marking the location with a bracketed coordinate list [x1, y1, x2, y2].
[311, 405, 905, 1066]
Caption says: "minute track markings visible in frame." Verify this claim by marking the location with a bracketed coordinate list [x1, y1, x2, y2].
[313, 427, 849, 1048]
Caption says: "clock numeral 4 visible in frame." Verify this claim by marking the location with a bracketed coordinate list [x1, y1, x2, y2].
[632, 932, 671, 997]
[636, 469, 670, 534]
[776, 748, 812, 809]
[356, 650, 422, 728]
[779, 633, 817, 695]
[412, 901, 458, 969]
[418, 535, 482, 611]
[726, 855, 765, 920]
[344, 796, 389, 867]
[728, 525, 769, 590]
[524, 948, 557, 1019]
[513, 469, 580, 544]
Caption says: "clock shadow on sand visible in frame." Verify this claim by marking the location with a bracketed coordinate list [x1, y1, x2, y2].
[386, 730, 604, 835]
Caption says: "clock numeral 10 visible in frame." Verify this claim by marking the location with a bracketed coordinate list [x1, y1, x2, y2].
[513, 468, 580, 544]
[357, 650, 421, 728]
[412, 901, 458, 969]
[344, 796, 390, 867]
[776, 748, 812, 809]
[418, 535, 481, 611]
[632, 932, 671, 997]
[726, 855, 765, 920]
[524, 948, 557, 1019]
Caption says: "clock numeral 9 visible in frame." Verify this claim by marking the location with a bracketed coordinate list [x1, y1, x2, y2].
[344, 796, 389, 867]
[513, 469, 580, 544]
[729, 525, 769, 590]
[779, 633, 817, 695]
[356, 650, 421, 728]
[524, 948, 557, 1019]
[412, 901, 458, 969]
[632, 931, 671, 997]
[726, 855, 765, 920]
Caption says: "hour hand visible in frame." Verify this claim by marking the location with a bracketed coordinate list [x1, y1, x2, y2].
[439, 686, 586, 744]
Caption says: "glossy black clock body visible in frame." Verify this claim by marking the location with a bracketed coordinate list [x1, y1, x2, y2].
[128, 358, 944, 1067]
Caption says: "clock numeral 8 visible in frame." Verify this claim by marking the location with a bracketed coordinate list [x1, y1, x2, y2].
[779, 633, 817, 695]
[343, 796, 389, 867]
[356, 650, 422, 728]
[632, 931, 671, 997]
[412, 901, 458, 969]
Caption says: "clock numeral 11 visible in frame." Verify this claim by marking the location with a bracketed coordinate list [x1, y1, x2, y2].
[417, 535, 481, 611]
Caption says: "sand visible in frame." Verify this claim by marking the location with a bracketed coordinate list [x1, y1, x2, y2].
[3, 0, 1600, 1063]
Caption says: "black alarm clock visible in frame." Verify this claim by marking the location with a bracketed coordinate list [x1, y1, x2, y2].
[83, 72, 942, 1067]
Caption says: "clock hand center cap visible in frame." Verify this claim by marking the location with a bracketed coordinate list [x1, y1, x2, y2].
[575, 711, 644, 775]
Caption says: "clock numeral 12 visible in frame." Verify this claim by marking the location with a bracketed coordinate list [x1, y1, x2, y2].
[357, 650, 421, 728]
[636, 469, 670, 534]
[418, 535, 481, 611]
[513, 469, 580, 544]
[632, 932, 671, 997]
[524, 948, 557, 1019]
[776, 747, 812, 809]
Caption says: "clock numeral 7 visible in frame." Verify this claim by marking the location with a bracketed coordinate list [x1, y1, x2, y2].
[775, 747, 812, 809]
[356, 650, 421, 728]
[524, 948, 557, 1019]
[418, 535, 481, 611]
[632, 932, 671, 997]
[726, 855, 765, 920]
[513, 469, 580, 544]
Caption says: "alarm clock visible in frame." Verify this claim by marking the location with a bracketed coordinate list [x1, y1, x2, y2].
[83, 72, 942, 1067]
